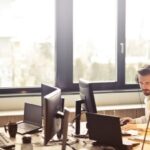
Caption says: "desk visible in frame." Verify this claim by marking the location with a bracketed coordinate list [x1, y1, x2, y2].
[1, 124, 150, 150]
[68, 123, 150, 150]
[121, 124, 150, 150]
[0, 129, 66, 150]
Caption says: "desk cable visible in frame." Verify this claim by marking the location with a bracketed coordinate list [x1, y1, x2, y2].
[69, 111, 85, 129]
[65, 139, 79, 150]
[137, 89, 144, 118]
[141, 114, 150, 150]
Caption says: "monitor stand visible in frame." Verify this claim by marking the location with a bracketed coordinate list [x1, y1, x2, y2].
[45, 107, 70, 148]
[61, 108, 70, 150]
[74, 99, 89, 138]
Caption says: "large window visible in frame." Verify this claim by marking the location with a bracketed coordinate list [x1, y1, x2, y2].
[126, 0, 150, 84]
[2, 0, 150, 93]
[0, 0, 55, 93]
[56, 0, 140, 91]
[73, 0, 117, 83]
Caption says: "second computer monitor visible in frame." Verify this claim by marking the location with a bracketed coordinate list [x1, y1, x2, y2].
[41, 83, 57, 116]
[43, 88, 63, 145]
[79, 79, 97, 113]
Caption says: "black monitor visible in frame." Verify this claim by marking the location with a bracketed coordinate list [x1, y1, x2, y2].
[75, 79, 97, 135]
[79, 79, 97, 113]
[41, 83, 57, 116]
[43, 88, 64, 145]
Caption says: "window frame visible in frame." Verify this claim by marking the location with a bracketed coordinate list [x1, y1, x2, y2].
[0, 0, 139, 94]
[56, 0, 139, 92]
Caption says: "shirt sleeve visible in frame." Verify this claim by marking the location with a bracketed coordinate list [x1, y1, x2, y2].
[133, 96, 150, 124]
[134, 116, 147, 124]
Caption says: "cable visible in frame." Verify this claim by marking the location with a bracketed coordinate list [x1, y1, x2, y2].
[65, 139, 79, 150]
[137, 89, 143, 107]
[68, 110, 89, 139]
[66, 144, 77, 150]
[137, 89, 144, 118]
[69, 111, 86, 129]
[141, 114, 150, 150]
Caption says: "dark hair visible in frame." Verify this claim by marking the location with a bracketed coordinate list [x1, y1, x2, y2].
[135, 64, 150, 83]
[138, 65, 150, 76]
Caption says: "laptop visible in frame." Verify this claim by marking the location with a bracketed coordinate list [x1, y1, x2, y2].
[17, 103, 42, 135]
[86, 113, 139, 150]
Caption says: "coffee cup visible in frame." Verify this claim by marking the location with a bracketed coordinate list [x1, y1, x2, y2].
[4, 122, 17, 138]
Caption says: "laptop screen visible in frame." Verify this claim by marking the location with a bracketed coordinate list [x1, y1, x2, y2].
[24, 103, 42, 126]
[86, 113, 123, 147]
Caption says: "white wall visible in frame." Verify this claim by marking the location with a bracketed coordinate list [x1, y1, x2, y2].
[0, 91, 144, 111]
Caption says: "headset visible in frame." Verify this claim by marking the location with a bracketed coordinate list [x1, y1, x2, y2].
[135, 64, 150, 83]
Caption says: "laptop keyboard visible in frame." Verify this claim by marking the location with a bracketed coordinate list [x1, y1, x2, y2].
[0, 132, 15, 149]
[17, 123, 40, 134]
[18, 123, 38, 129]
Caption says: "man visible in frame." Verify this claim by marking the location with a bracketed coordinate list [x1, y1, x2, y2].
[121, 65, 150, 124]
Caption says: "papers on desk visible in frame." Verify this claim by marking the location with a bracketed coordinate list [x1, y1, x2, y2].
[122, 130, 139, 136]
[136, 124, 150, 132]
[129, 135, 150, 143]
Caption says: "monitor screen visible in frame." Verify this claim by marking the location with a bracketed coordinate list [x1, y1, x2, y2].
[43, 88, 63, 145]
[41, 84, 57, 116]
[79, 79, 97, 113]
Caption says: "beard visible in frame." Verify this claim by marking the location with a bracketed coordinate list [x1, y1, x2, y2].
[142, 89, 150, 96]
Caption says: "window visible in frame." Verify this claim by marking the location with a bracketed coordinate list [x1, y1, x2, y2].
[1, 0, 147, 94]
[126, 0, 150, 84]
[0, 0, 55, 93]
[56, 0, 139, 91]
[73, 0, 117, 83]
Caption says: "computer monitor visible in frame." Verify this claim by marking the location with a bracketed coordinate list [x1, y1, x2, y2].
[79, 79, 97, 113]
[75, 79, 97, 135]
[41, 83, 57, 116]
[43, 88, 64, 145]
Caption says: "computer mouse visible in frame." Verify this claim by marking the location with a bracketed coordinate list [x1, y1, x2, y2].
[120, 119, 130, 126]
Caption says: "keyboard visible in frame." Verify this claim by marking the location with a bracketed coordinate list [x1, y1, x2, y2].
[17, 122, 40, 134]
[0, 132, 15, 149]
[18, 122, 38, 129]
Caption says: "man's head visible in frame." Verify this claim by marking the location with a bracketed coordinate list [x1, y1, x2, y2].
[137, 65, 150, 96]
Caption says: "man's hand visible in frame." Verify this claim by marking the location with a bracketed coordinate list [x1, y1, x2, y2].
[120, 117, 134, 126]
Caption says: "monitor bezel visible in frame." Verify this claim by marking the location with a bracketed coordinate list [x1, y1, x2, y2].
[79, 79, 97, 113]
[41, 83, 58, 116]
[43, 88, 63, 145]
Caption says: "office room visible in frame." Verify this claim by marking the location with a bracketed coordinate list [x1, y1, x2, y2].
[0, 0, 150, 150]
